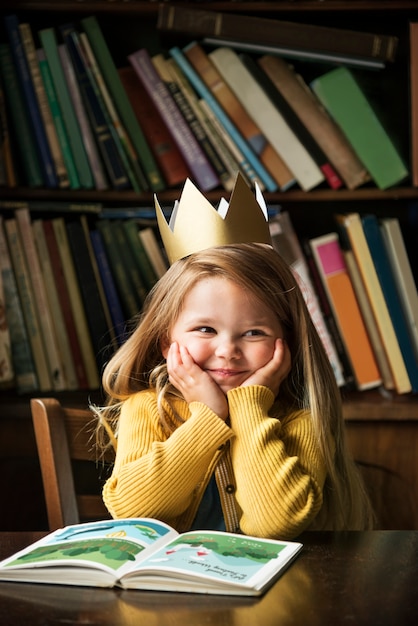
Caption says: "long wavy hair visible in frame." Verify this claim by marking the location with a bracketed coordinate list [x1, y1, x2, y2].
[95, 242, 374, 530]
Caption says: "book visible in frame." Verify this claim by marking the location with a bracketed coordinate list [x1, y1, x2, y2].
[0, 77, 16, 188]
[18, 22, 70, 190]
[4, 218, 51, 391]
[0, 517, 302, 596]
[335, 212, 412, 394]
[0, 226, 14, 386]
[81, 15, 164, 192]
[0, 43, 43, 188]
[128, 48, 219, 192]
[138, 227, 169, 279]
[169, 46, 279, 193]
[60, 24, 131, 191]
[0, 216, 38, 393]
[57, 44, 108, 191]
[184, 41, 295, 191]
[42, 219, 89, 389]
[240, 53, 342, 190]
[118, 65, 189, 189]
[311, 67, 408, 190]
[268, 212, 345, 388]
[15, 208, 67, 391]
[380, 217, 418, 361]
[410, 22, 418, 187]
[89, 229, 127, 346]
[157, 4, 398, 67]
[309, 232, 382, 391]
[361, 214, 418, 391]
[4, 14, 58, 189]
[256, 55, 370, 190]
[52, 218, 100, 389]
[122, 218, 159, 291]
[38, 26, 94, 189]
[32, 219, 79, 390]
[209, 47, 324, 191]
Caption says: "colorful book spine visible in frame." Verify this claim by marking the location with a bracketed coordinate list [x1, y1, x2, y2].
[128, 48, 219, 192]
[0, 216, 38, 393]
[309, 232, 382, 391]
[57, 44, 108, 191]
[209, 47, 324, 191]
[81, 15, 164, 192]
[311, 67, 408, 190]
[4, 14, 58, 188]
[0, 43, 43, 188]
[18, 22, 70, 189]
[38, 26, 94, 189]
[169, 46, 278, 192]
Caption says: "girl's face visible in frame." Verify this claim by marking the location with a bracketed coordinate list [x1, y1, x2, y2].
[165, 277, 284, 393]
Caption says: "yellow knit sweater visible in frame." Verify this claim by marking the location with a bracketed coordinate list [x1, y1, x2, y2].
[103, 385, 327, 539]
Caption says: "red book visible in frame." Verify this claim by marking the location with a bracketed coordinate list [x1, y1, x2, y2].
[118, 66, 189, 188]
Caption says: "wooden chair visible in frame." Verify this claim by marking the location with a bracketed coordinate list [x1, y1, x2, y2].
[30, 397, 114, 531]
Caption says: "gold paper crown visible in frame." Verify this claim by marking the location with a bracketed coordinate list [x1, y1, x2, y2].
[155, 173, 272, 265]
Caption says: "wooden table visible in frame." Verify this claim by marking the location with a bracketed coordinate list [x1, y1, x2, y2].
[0, 531, 417, 625]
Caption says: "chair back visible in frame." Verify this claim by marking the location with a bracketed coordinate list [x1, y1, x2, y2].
[30, 397, 114, 530]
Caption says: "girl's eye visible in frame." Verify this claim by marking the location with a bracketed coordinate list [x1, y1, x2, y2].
[245, 329, 266, 337]
[196, 326, 215, 334]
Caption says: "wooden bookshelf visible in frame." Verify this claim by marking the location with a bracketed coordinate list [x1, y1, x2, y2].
[0, 1, 417, 530]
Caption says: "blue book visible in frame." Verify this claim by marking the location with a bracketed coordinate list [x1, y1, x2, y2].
[4, 14, 58, 188]
[170, 45, 278, 192]
[362, 214, 418, 391]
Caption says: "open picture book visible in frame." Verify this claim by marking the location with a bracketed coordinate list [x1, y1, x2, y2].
[0, 518, 303, 596]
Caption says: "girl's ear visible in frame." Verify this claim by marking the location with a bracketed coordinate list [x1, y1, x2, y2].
[160, 337, 170, 359]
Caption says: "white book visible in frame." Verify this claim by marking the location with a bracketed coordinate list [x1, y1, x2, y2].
[380, 217, 418, 361]
[209, 47, 324, 191]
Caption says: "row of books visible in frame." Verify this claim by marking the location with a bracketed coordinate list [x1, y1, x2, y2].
[0, 206, 169, 394]
[0, 9, 409, 195]
[1, 201, 417, 396]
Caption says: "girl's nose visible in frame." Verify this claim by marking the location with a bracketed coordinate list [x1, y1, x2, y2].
[214, 337, 241, 359]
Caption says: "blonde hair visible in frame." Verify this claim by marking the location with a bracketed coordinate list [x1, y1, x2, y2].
[96, 242, 374, 530]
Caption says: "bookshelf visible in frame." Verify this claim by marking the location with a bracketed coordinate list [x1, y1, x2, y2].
[0, 1, 417, 530]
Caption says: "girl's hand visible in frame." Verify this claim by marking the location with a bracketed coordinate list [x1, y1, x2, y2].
[166, 342, 229, 420]
[241, 338, 291, 397]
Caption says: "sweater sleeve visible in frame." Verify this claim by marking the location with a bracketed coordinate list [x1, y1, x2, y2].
[227, 385, 328, 539]
[103, 391, 232, 522]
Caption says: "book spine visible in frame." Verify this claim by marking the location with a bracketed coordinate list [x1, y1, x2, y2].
[0, 259, 14, 386]
[138, 227, 168, 279]
[157, 4, 398, 64]
[0, 79, 16, 188]
[309, 232, 382, 391]
[257, 55, 370, 190]
[117, 66, 189, 188]
[4, 14, 58, 189]
[121, 219, 159, 291]
[169, 46, 278, 192]
[81, 15, 165, 192]
[32, 219, 79, 390]
[52, 218, 100, 389]
[37, 48, 81, 190]
[155, 55, 233, 192]
[184, 41, 295, 191]
[243, 53, 343, 190]
[0, 43, 44, 188]
[60, 25, 131, 191]
[209, 47, 324, 192]
[311, 67, 408, 190]
[0, 217, 38, 393]
[128, 48, 219, 192]
[42, 219, 89, 389]
[362, 214, 418, 391]
[38, 27, 94, 189]
[410, 22, 418, 188]
[4, 218, 52, 391]
[18, 22, 70, 190]
[15, 208, 68, 391]
[89, 229, 127, 346]
[57, 44, 108, 191]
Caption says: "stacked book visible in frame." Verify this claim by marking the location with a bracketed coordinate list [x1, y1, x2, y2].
[0, 9, 409, 194]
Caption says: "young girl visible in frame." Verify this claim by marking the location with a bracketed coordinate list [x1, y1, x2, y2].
[95, 242, 374, 539]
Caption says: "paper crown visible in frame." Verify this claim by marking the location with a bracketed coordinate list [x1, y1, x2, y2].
[155, 173, 272, 264]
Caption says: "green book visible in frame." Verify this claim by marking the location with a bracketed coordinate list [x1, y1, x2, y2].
[38, 27, 94, 189]
[0, 43, 43, 188]
[311, 67, 408, 190]
[122, 219, 158, 291]
[81, 15, 165, 192]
